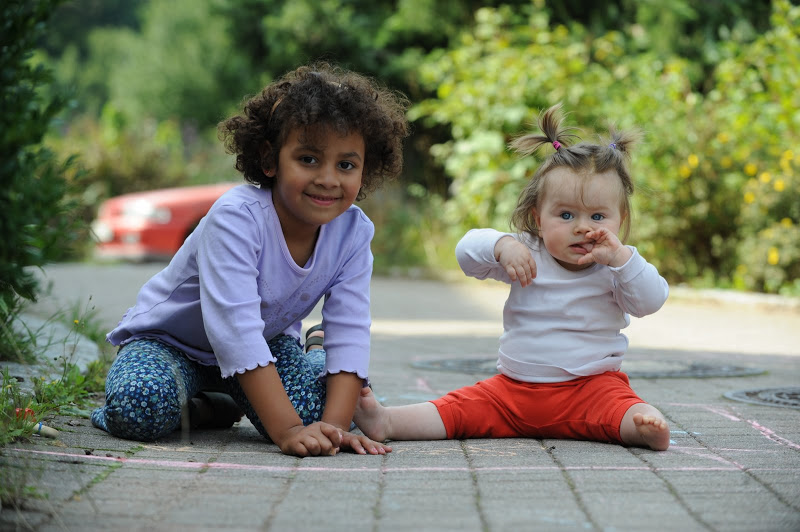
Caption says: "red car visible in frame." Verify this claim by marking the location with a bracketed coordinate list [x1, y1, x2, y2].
[91, 182, 239, 261]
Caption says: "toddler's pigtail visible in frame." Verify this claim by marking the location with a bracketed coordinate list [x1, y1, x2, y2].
[598, 125, 641, 198]
[605, 125, 640, 157]
[509, 103, 580, 156]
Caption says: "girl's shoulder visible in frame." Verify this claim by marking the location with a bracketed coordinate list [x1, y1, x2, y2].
[214, 183, 267, 207]
[327, 204, 374, 239]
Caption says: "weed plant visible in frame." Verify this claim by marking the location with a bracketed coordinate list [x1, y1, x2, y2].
[0, 297, 112, 507]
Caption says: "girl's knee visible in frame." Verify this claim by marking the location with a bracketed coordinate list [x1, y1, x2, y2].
[103, 382, 183, 441]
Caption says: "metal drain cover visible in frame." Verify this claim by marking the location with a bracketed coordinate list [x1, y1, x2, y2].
[411, 358, 765, 379]
[724, 387, 800, 409]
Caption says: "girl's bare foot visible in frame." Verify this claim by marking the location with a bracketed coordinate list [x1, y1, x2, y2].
[353, 387, 390, 442]
[632, 413, 670, 451]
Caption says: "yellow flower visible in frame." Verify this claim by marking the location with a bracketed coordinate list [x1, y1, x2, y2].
[781, 217, 793, 228]
[679, 165, 691, 179]
[744, 163, 757, 176]
[783, 150, 794, 160]
[759, 172, 771, 183]
[743, 191, 755, 204]
[717, 132, 730, 143]
[767, 247, 780, 265]
[687, 154, 699, 168]
[720, 156, 732, 168]
[73, 319, 79, 325]
[774, 179, 785, 192]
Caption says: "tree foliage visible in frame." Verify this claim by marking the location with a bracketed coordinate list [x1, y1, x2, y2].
[1, 0, 82, 337]
[406, 0, 799, 293]
[29, 0, 800, 294]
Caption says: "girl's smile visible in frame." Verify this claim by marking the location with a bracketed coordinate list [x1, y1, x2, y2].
[269, 126, 365, 247]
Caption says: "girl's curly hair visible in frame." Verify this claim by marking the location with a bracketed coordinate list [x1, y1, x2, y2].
[218, 63, 410, 200]
[509, 103, 641, 242]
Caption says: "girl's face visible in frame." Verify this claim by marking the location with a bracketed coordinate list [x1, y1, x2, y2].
[269, 126, 365, 239]
[533, 167, 626, 271]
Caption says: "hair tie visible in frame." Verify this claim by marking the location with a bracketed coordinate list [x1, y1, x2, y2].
[609, 143, 617, 150]
[552, 141, 562, 150]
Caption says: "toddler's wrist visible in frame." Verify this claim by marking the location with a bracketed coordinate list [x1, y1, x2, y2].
[608, 246, 632, 268]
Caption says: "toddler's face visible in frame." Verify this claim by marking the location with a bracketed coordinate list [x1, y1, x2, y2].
[270, 126, 365, 237]
[533, 167, 626, 271]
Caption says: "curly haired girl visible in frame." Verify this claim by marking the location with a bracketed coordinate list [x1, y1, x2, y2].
[93, 63, 410, 457]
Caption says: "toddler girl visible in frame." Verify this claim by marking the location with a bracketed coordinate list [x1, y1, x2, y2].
[92, 63, 409, 457]
[355, 103, 671, 451]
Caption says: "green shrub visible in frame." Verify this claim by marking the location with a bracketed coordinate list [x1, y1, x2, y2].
[408, 0, 799, 293]
[1, 0, 85, 337]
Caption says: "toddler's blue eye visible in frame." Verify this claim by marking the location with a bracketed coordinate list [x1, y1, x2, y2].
[592, 214, 604, 221]
[560, 212, 573, 220]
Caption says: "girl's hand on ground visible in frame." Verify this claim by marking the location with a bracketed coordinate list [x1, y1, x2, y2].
[494, 236, 537, 287]
[279, 422, 343, 457]
[340, 431, 392, 455]
[578, 229, 631, 267]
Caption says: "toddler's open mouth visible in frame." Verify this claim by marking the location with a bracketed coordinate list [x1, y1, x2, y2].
[570, 242, 594, 254]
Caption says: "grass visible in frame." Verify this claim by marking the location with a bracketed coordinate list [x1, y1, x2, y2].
[0, 295, 113, 508]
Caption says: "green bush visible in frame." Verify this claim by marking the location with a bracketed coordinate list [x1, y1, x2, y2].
[1, 0, 84, 337]
[407, 0, 799, 294]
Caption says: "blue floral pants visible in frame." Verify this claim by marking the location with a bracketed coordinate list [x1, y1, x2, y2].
[91, 336, 327, 442]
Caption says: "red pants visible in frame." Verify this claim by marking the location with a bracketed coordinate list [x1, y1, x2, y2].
[431, 371, 644, 444]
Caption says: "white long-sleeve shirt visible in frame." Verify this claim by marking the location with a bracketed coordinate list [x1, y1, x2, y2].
[456, 228, 669, 383]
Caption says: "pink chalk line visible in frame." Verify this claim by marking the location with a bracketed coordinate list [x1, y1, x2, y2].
[8, 448, 798, 474]
[665, 403, 741, 421]
[665, 402, 800, 450]
[745, 420, 800, 450]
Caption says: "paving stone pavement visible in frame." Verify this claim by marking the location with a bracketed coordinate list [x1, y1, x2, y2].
[2, 272, 800, 531]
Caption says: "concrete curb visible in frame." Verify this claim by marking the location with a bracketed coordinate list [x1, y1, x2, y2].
[3, 313, 99, 394]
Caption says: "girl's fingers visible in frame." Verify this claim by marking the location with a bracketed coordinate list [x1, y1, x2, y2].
[351, 438, 367, 455]
[318, 423, 343, 448]
[377, 441, 392, 454]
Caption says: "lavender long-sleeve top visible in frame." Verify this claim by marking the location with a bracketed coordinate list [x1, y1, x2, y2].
[107, 184, 373, 379]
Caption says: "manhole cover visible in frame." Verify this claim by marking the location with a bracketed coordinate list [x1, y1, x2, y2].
[724, 387, 800, 409]
[411, 358, 765, 379]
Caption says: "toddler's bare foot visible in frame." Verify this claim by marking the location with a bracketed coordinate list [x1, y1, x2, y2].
[353, 387, 390, 442]
[633, 413, 670, 451]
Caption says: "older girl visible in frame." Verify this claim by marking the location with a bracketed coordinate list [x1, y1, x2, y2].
[93, 63, 409, 457]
